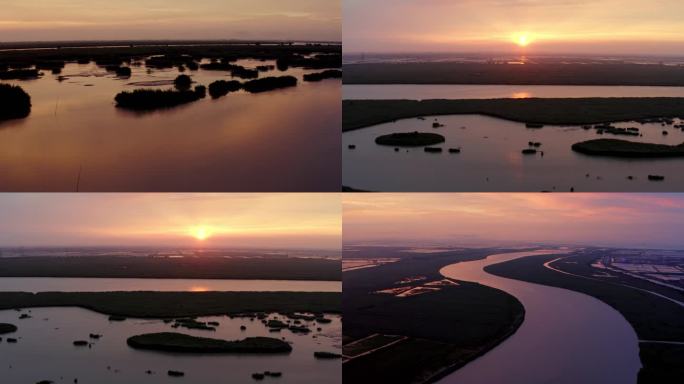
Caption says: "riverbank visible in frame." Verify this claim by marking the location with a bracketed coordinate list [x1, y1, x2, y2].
[343, 247, 526, 384]
[343, 98, 684, 132]
[0, 291, 341, 318]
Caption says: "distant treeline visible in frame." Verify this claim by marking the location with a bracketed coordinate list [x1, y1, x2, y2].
[0, 44, 341, 74]
[0, 83, 31, 121]
[0, 255, 341, 281]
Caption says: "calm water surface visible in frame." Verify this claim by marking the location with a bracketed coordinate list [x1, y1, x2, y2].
[0, 277, 341, 292]
[0, 60, 340, 191]
[0, 307, 341, 384]
[439, 250, 640, 384]
[343, 84, 684, 99]
[343, 114, 684, 191]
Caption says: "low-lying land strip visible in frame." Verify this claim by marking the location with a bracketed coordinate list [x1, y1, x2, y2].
[0, 255, 341, 281]
[127, 332, 292, 353]
[0, 291, 340, 318]
[572, 139, 684, 158]
[343, 247, 526, 384]
[342, 98, 684, 132]
[343, 62, 684, 86]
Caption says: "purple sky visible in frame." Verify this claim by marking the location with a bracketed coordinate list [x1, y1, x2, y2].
[344, 193, 684, 249]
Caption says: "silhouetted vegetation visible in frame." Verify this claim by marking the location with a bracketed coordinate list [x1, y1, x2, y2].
[127, 332, 292, 353]
[314, 351, 342, 359]
[375, 132, 445, 147]
[0, 83, 31, 121]
[115, 66, 132, 77]
[208, 80, 242, 99]
[343, 98, 684, 132]
[277, 53, 341, 71]
[638, 343, 684, 384]
[115, 88, 204, 111]
[231, 66, 259, 79]
[0, 69, 40, 80]
[0, 323, 17, 334]
[303, 70, 342, 82]
[242, 76, 297, 93]
[174, 74, 192, 91]
[0, 255, 341, 280]
[194, 85, 207, 98]
[344, 62, 684, 86]
[0, 291, 341, 318]
[572, 139, 684, 157]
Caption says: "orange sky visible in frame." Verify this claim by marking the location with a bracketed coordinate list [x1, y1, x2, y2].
[344, 0, 684, 54]
[0, 0, 340, 42]
[344, 194, 684, 249]
[0, 194, 341, 249]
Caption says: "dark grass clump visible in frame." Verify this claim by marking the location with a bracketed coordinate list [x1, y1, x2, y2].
[208, 80, 242, 99]
[572, 138, 684, 158]
[114, 88, 204, 111]
[303, 70, 342, 82]
[0, 69, 40, 80]
[0, 323, 18, 334]
[242, 76, 297, 93]
[0, 83, 31, 120]
[174, 74, 192, 91]
[127, 332, 292, 353]
[231, 66, 259, 79]
[115, 66, 132, 77]
[375, 132, 445, 147]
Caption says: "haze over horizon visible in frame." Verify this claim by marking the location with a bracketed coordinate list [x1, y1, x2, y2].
[344, 0, 684, 55]
[343, 194, 684, 250]
[0, 0, 340, 42]
[0, 194, 341, 249]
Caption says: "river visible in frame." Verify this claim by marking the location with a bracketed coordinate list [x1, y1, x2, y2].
[438, 249, 641, 384]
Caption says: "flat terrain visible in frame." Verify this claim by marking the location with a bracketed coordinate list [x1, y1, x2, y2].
[0, 291, 340, 318]
[572, 139, 684, 157]
[0, 256, 340, 281]
[127, 332, 292, 353]
[343, 62, 684, 86]
[485, 250, 684, 384]
[343, 98, 684, 131]
[343, 247, 525, 384]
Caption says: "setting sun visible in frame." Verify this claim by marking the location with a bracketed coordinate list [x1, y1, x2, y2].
[191, 227, 211, 241]
[515, 34, 531, 47]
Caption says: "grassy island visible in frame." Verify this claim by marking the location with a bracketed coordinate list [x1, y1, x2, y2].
[0, 69, 40, 80]
[242, 76, 297, 93]
[127, 332, 292, 353]
[375, 132, 445, 147]
[0, 83, 31, 120]
[208, 80, 242, 99]
[115, 88, 205, 111]
[303, 70, 342, 82]
[572, 139, 684, 158]
[0, 323, 18, 334]
[342, 98, 684, 132]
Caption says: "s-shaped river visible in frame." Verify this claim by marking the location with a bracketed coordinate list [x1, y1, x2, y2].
[439, 249, 641, 384]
